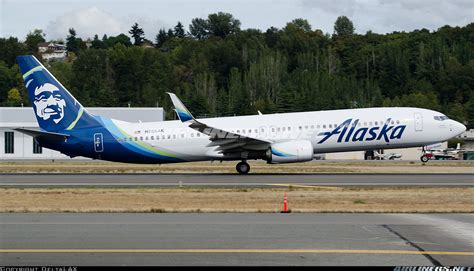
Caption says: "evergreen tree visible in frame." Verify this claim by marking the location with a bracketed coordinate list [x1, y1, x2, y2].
[66, 28, 78, 53]
[129, 22, 145, 45]
[174, 22, 186, 38]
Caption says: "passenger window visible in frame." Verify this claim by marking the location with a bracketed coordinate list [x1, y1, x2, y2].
[248, 129, 251, 133]
[375, 121, 378, 125]
[173, 134, 177, 139]
[196, 133, 200, 137]
[134, 137, 138, 141]
[282, 127, 286, 132]
[277, 127, 281, 132]
[191, 133, 194, 137]
[288, 127, 291, 131]
[329, 124, 332, 128]
[255, 129, 258, 133]
[140, 137, 143, 141]
[317, 125, 320, 129]
[311, 125, 314, 129]
[323, 125, 326, 129]
[396, 120, 400, 124]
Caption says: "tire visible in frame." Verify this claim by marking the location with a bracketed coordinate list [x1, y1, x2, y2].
[236, 161, 250, 174]
[420, 155, 429, 163]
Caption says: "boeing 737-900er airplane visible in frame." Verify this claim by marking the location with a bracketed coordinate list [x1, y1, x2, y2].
[15, 55, 466, 174]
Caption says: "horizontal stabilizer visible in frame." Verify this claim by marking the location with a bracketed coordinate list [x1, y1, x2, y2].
[14, 128, 69, 141]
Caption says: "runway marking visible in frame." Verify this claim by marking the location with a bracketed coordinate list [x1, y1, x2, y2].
[0, 249, 473, 255]
[266, 183, 340, 189]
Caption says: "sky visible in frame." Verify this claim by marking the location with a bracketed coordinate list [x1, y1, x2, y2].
[0, 0, 473, 41]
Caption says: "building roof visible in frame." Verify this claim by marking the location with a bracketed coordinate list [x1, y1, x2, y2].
[0, 107, 165, 127]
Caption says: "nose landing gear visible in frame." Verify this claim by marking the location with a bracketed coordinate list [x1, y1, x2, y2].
[236, 161, 250, 174]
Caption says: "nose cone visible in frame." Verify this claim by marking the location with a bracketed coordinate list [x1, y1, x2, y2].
[453, 121, 466, 136]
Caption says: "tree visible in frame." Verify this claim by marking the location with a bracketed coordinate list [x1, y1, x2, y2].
[207, 12, 241, 38]
[6, 88, 21, 106]
[91, 34, 106, 49]
[189, 18, 209, 39]
[284, 18, 312, 32]
[174, 22, 185, 38]
[466, 95, 474, 129]
[66, 28, 78, 53]
[334, 16, 355, 37]
[155, 29, 168, 48]
[25, 29, 45, 53]
[104, 34, 132, 47]
[189, 13, 241, 39]
[129, 23, 145, 45]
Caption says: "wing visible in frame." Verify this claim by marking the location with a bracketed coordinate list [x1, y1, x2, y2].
[167, 92, 271, 154]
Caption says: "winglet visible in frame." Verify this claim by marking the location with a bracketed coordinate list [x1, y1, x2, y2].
[166, 92, 195, 122]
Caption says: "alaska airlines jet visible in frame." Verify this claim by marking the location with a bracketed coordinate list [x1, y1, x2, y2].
[15, 55, 466, 174]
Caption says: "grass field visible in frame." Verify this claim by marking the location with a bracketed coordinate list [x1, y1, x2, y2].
[1, 187, 473, 213]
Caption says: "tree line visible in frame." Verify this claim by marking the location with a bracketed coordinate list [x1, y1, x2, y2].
[0, 13, 473, 128]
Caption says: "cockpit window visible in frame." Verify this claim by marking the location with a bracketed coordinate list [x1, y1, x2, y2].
[434, 115, 449, 121]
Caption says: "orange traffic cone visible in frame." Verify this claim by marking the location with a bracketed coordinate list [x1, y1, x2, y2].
[282, 193, 290, 213]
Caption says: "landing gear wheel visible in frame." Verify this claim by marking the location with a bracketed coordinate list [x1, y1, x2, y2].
[420, 155, 429, 163]
[236, 161, 250, 174]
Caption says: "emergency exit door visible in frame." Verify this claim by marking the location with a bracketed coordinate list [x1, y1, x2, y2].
[414, 113, 423, 132]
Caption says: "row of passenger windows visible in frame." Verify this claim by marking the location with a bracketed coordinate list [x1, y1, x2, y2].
[118, 132, 202, 142]
[295, 120, 401, 131]
[119, 120, 402, 142]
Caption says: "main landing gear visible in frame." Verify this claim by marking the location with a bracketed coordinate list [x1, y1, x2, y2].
[236, 161, 250, 174]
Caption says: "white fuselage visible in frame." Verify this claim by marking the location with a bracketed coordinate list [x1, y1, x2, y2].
[109, 107, 466, 162]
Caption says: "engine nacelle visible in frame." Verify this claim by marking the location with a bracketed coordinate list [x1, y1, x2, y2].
[266, 140, 314, 164]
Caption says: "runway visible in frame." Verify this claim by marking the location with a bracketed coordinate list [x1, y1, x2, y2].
[1, 213, 473, 266]
[0, 173, 473, 187]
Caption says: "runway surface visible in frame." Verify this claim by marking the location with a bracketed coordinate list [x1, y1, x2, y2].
[0, 173, 473, 187]
[0, 213, 473, 266]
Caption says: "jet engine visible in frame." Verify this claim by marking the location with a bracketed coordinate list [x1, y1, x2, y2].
[266, 140, 314, 164]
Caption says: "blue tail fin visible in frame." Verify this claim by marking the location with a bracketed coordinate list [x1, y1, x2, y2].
[17, 55, 99, 132]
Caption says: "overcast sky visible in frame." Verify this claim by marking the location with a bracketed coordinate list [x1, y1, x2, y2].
[1, 0, 472, 41]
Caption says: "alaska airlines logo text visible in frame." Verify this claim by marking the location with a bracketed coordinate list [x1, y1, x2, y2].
[317, 118, 406, 144]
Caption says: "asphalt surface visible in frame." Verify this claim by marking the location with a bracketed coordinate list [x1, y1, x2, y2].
[0, 213, 473, 266]
[0, 173, 473, 187]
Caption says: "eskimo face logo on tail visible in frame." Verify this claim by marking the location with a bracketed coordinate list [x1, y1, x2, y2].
[33, 83, 66, 124]
[317, 118, 406, 144]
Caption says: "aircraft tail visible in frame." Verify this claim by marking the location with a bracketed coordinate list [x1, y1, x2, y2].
[16, 55, 99, 132]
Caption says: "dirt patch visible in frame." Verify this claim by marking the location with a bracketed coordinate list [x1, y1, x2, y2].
[1, 187, 472, 213]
